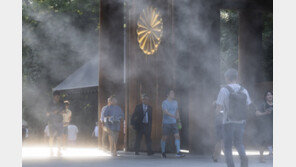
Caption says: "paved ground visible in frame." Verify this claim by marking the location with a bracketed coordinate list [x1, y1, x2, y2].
[23, 151, 273, 167]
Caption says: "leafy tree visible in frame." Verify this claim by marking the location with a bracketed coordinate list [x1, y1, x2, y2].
[22, 0, 100, 136]
[220, 9, 239, 80]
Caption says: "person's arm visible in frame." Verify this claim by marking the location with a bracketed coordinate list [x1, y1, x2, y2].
[216, 104, 223, 114]
[255, 110, 265, 116]
[162, 102, 177, 118]
[69, 111, 72, 122]
[215, 88, 226, 114]
[256, 109, 271, 116]
[163, 109, 176, 118]
[255, 104, 272, 116]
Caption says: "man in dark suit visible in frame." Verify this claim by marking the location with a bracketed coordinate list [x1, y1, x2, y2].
[131, 94, 154, 155]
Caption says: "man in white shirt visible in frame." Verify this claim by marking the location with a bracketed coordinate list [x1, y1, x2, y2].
[131, 94, 153, 156]
[216, 68, 252, 167]
[67, 123, 78, 146]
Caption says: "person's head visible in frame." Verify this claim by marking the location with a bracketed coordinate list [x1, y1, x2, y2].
[141, 94, 149, 105]
[224, 68, 238, 84]
[167, 89, 175, 100]
[53, 91, 60, 103]
[107, 97, 112, 105]
[264, 91, 273, 103]
[109, 96, 117, 105]
[64, 100, 70, 109]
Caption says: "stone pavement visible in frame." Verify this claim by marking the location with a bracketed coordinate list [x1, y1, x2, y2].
[23, 151, 273, 167]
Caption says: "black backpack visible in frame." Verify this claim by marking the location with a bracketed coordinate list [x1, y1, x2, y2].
[225, 86, 248, 121]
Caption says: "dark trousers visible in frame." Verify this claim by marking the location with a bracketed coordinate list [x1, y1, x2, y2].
[223, 123, 248, 167]
[134, 124, 152, 153]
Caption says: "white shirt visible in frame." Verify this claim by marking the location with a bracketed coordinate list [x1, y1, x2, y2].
[62, 109, 72, 126]
[216, 83, 251, 124]
[67, 125, 79, 141]
[44, 125, 50, 137]
[93, 126, 99, 137]
[142, 104, 148, 123]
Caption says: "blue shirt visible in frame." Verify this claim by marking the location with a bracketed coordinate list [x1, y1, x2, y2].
[142, 104, 148, 123]
[162, 99, 178, 124]
[103, 105, 124, 131]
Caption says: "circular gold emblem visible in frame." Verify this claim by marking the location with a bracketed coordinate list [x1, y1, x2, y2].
[137, 7, 163, 55]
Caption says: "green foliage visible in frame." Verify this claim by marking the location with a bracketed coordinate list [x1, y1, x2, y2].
[22, 0, 100, 135]
[220, 10, 273, 82]
[220, 9, 239, 80]
[22, 0, 100, 88]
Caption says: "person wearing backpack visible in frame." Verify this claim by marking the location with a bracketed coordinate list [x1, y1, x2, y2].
[131, 94, 154, 156]
[216, 68, 252, 167]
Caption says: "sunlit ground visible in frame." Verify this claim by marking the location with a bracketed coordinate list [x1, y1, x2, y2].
[221, 150, 270, 156]
[180, 149, 270, 156]
[22, 146, 111, 160]
[23, 146, 270, 161]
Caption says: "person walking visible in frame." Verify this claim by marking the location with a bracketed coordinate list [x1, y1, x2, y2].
[131, 94, 154, 156]
[160, 90, 184, 158]
[216, 68, 254, 167]
[46, 91, 64, 156]
[104, 96, 124, 156]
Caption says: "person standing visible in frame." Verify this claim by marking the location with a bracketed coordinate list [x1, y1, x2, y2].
[216, 68, 253, 167]
[67, 123, 79, 146]
[131, 94, 154, 156]
[255, 91, 273, 162]
[104, 96, 124, 156]
[46, 91, 64, 156]
[160, 90, 184, 158]
[62, 100, 72, 148]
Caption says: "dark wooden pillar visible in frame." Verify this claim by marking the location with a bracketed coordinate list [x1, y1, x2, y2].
[98, 0, 125, 148]
[125, 0, 174, 151]
[238, 9, 263, 96]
